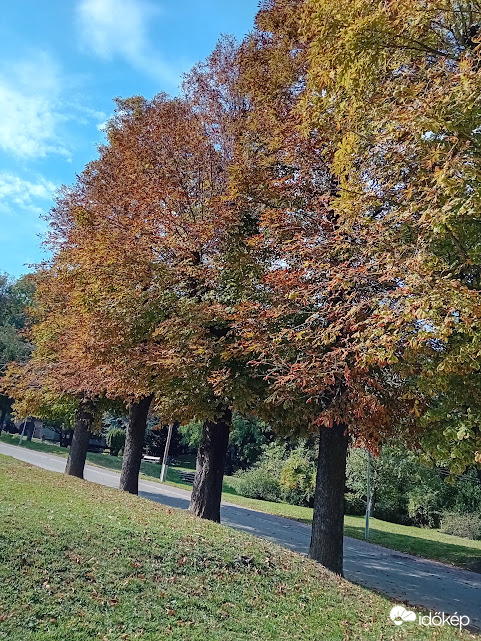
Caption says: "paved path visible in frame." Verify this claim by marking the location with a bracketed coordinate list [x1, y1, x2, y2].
[1, 442, 480, 629]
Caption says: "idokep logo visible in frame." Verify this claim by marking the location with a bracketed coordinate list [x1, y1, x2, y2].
[389, 605, 470, 631]
[390, 606, 416, 626]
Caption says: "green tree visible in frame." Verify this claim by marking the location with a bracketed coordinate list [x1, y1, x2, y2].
[0, 274, 33, 431]
[226, 0, 417, 575]
[106, 427, 126, 456]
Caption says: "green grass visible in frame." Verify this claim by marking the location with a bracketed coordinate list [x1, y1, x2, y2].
[0, 432, 70, 456]
[2, 432, 481, 573]
[343, 516, 481, 573]
[0, 455, 476, 641]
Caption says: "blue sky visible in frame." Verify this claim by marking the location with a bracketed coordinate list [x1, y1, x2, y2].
[0, 0, 260, 278]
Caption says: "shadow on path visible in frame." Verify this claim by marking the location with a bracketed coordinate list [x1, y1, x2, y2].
[139, 490, 190, 511]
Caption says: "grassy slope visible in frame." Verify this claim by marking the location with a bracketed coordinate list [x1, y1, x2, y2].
[2, 433, 481, 572]
[0, 455, 476, 641]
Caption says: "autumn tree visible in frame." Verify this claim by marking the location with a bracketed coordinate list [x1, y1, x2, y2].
[226, 0, 419, 574]
[48, 176, 158, 493]
[37, 93, 261, 516]
[1, 264, 106, 479]
[301, 0, 481, 475]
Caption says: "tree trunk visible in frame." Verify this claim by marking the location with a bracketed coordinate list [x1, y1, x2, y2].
[65, 400, 95, 479]
[189, 406, 231, 523]
[0, 406, 7, 435]
[119, 394, 154, 494]
[26, 420, 34, 442]
[309, 422, 349, 575]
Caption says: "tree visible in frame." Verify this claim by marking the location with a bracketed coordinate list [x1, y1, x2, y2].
[106, 426, 126, 456]
[0, 274, 33, 432]
[119, 395, 153, 493]
[301, 0, 481, 475]
[226, 0, 418, 574]
[1, 264, 108, 479]
[179, 413, 272, 473]
[65, 398, 96, 478]
[37, 93, 261, 516]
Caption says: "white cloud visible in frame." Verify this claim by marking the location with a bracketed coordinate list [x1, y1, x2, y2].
[0, 174, 56, 216]
[77, 0, 179, 85]
[0, 53, 69, 159]
[78, 0, 154, 59]
[0, 51, 108, 160]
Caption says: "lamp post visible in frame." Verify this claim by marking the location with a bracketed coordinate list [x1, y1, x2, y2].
[18, 418, 28, 445]
[160, 424, 173, 483]
[365, 450, 372, 540]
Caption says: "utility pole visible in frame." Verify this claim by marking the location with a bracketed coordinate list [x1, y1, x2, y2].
[160, 424, 173, 483]
[365, 450, 372, 540]
[18, 418, 28, 445]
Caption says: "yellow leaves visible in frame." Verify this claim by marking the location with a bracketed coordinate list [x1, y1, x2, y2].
[73, 207, 94, 228]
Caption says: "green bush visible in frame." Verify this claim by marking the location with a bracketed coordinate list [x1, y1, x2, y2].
[407, 487, 441, 528]
[234, 442, 319, 506]
[106, 428, 125, 456]
[344, 494, 366, 516]
[373, 502, 412, 525]
[280, 452, 316, 507]
[440, 512, 481, 540]
[234, 468, 281, 502]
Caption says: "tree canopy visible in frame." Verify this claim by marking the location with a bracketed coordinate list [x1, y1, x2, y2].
[3, 0, 481, 574]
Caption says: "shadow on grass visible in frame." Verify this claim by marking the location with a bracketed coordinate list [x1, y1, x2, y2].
[344, 523, 481, 572]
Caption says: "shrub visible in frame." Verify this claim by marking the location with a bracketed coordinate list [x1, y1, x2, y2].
[106, 428, 125, 456]
[234, 468, 282, 502]
[234, 441, 319, 505]
[373, 502, 412, 525]
[280, 453, 316, 507]
[251, 441, 288, 478]
[344, 494, 366, 516]
[446, 469, 481, 515]
[440, 512, 481, 540]
[407, 488, 441, 528]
